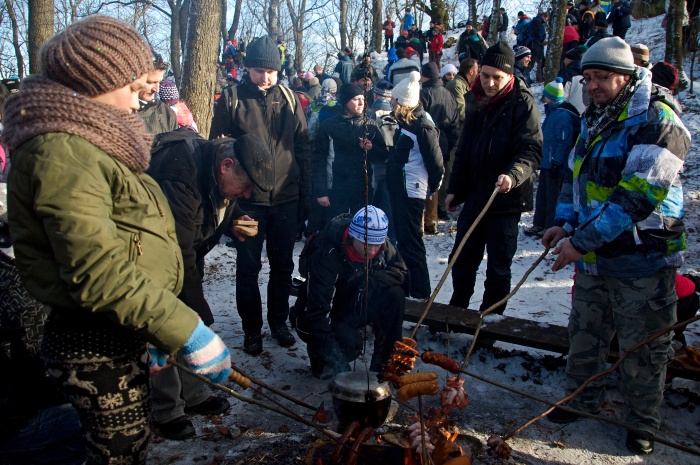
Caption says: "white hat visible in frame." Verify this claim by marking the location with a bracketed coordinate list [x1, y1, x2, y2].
[441, 63, 458, 78]
[348, 206, 389, 245]
[391, 71, 421, 108]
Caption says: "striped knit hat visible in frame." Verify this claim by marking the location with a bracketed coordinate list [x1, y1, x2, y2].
[543, 77, 565, 103]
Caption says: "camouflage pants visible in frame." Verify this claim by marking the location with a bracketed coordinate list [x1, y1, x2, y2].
[566, 268, 676, 434]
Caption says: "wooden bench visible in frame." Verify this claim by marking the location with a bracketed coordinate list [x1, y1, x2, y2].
[403, 299, 700, 381]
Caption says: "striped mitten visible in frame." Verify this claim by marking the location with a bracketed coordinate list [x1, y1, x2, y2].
[182, 320, 231, 383]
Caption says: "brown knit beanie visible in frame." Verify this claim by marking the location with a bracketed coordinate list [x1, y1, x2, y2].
[40, 15, 153, 97]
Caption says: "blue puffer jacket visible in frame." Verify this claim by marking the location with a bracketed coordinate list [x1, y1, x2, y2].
[541, 102, 579, 172]
[555, 67, 691, 277]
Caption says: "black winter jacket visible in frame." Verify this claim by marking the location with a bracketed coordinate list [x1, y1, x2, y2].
[312, 113, 387, 199]
[448, 78, 542, 215]
[419, 78, 460, 159]
[295, 215, 408, 341]
[607, 0, 632, 30]
[138, 99, 179, 135]
[146, 129, 246, 325]
[557, 60, 582, 85]
[208, 76, 311, 207]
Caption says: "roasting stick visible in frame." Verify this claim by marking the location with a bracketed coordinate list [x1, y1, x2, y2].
[230, 362, 322, 413]
[472, 313, 700, 457]
[170, 361, 385, 465]
[409, 186, 500, 340]
[458, 245, 551, 373]
[460, 366, 700, 457]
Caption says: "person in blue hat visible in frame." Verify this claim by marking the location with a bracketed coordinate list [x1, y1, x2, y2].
[293, 206, 408, 379]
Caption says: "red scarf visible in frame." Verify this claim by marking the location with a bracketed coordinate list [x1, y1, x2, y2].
[342, 228, 380, 263]
[472, 75, 515, 111]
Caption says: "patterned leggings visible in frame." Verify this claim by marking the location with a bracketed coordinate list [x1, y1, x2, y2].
[42, 324, 151, 465]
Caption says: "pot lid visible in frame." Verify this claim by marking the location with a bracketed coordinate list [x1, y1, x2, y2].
[329, 371, 392, 403]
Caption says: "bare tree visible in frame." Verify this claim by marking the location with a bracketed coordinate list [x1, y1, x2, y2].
[165, 0, 186, 84]
[268, 0, 280, 36]
[180, 0, 221, 137]
[339, 0, 347, 49]
[543, 0, 566, 84]
[488, 0, 499, 44]
[226, 0, 243, 40]
[28, 0, 54, 74]
[372, 0, 381, 52]
[665, 0, 689, 92]
[4, 0, 24, 77]
[285, 0, 330, 71]
[468, 0, 475, 24]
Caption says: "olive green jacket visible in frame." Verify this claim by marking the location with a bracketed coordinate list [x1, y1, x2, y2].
[445, 74, 470, 124]
[8, 133, 199, 353]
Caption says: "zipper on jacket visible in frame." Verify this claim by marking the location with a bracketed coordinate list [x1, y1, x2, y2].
[135, 236, 143, 256]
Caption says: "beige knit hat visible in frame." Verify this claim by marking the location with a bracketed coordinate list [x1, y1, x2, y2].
[630, 43, 650, 64]
[40, 15, 153, 97]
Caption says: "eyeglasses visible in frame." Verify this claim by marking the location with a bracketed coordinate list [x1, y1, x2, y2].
[579, 72, 614, 85]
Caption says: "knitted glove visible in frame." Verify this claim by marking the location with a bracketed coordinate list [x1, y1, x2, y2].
[182, 320, 231, 383]
[147, 344, 169, 368]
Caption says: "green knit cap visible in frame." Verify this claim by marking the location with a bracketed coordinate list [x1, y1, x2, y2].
[543, 77, 565, 103]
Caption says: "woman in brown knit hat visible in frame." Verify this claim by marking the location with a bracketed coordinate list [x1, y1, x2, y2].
[2, 16, 232, 465]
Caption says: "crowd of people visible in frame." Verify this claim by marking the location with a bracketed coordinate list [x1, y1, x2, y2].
[0, 4, 696, 464]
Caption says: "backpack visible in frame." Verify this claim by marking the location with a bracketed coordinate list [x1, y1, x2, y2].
[520, 21, 531, 42]
[375, 113, 398, 149]
[150, 126, 207, 164]
[220, 83, 297, 116]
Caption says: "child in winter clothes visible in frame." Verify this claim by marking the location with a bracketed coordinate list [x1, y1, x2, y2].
[525, 77, 580, 237]
[388, 71, 444, 299]
[159, 80, 199, 132]
[294, 206, 408, 379]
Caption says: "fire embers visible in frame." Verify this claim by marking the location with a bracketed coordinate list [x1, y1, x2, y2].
[379, 337, 419, 383]
[487, 434, 512, 459]
[440, 377, 469, 415]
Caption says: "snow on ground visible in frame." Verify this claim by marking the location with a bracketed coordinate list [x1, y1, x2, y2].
[147, 15, 700, 465]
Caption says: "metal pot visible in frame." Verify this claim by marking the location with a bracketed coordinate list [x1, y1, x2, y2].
[329, 371, 393, 428]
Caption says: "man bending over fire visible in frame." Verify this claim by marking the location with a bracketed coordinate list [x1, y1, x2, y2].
[293, 206, 408, 379]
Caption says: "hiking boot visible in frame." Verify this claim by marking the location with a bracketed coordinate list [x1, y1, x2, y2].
[546, 407, 581, 424]
[523, 225, 544, 237]
[155, 416, 195, 440]
[243, 332, 263, 355]
[184, 396, 230, 415]
[271, 325, 296, 347]
[424, 223, 438, 235]
[626, 431, 654, 455]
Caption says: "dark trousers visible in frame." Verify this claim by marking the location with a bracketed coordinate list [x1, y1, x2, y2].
[530, 41, 545, 82]
[388, 171, 431, 298]
[307, 197, 329, 235]
[329, 187, 367, 220]
[372, 177, 396, 244]
[234, 201, 298, 334]
[613, 27, 629, 40]
[385, 35, 394, 51]
[449, 211, 520, 314]
[300, 285, 405, 372]
[533, 168, 563, 229]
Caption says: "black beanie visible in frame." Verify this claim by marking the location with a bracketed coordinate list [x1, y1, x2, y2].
[244, 36, 281, 71]
[232, 135, 274, 192]
[420, 62, 440, 80]
[481, 41, 515, 74]
[651, 62, 679, 92]
[337, 83, 364, 108]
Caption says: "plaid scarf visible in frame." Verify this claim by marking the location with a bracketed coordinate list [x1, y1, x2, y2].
[583, 72, 640, 146]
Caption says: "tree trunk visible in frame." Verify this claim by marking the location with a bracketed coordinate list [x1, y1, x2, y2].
[372, 0, 382, 53]
[28, 0, 54, 75]
[666, 0, 689, 91]
[340, 0, 347, 50]
[180, 0, 189, 54]
[468, 0, 476, 25]
[5, 0, 25, 77]
[220, 0, 228, 51]
[268, 0, 280, 37]
[544, 0, 567, 84]
[181, 0, 221, 137]
[167, 0, 183, 85]
[227, 0, 243, 41]
[488, 0, 500, 44]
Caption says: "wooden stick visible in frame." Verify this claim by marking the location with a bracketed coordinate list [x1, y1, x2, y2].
[458, 246, 551, 372]
[409, 186, 500, 339]
[231, 362, 320, 412]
